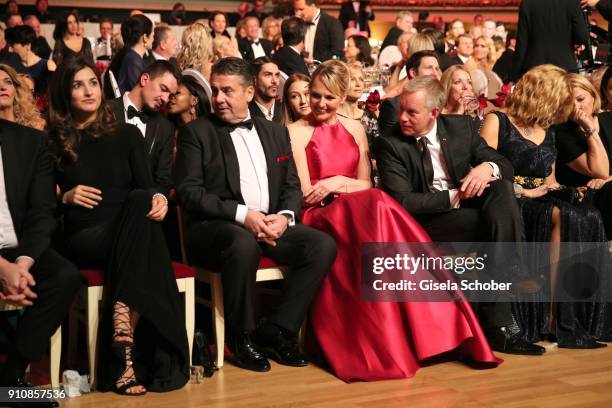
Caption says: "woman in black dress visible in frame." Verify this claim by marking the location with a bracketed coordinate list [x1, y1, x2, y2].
[555, 73, 612, 243]
[481, 64, 611, 348]
[48, 56, 189, 395]
[52, 11, 93, 66]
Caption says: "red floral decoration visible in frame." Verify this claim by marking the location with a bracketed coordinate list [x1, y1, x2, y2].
[365, 89, 381, 113]
[477, 93, 488, 110]
[489, 83, 512, 108]
[35, 92, 48, 114]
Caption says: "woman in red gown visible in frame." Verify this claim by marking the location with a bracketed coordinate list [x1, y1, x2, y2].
[287, 60, 501, 382]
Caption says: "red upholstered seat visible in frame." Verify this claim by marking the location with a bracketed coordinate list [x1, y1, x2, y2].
[79, 262, 195, 287]
[258, 257, 280, 269]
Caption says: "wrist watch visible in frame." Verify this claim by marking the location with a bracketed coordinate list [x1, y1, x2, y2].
[583, 127, 597, 137]
[513, 183, 523, 198]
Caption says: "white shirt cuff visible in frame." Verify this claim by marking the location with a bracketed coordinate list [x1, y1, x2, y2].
[15, 256, 35, 266]
[278, 210, 295, 227]
[235, 204, 248, 225]
[449, 189, 461, 209]
[487, 162, 501, 180]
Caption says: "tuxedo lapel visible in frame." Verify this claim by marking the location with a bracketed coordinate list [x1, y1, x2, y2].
[437, 119, 459, 186]
[0, 129, 20, 224]
[398, 129, 429, 192]
[144, 116, 159, 155]
[216, 125, 244, 201]
[273, 101, 283, 123]
[253, 119, 279, 208]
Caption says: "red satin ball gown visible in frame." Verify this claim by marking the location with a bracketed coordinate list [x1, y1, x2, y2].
[302, 122, 501, 382]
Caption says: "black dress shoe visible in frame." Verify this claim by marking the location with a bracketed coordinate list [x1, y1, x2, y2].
[226, 331, 271, 372]
[486, 327, 546, 356]
[256, 323, 309, 367]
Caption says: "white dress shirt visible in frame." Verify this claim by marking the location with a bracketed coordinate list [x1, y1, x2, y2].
[230, 114, 295, 225]
[122, 92, 147, 137]
[458, 54, 469, 64]
[250, 39, 267, 59]
[417, 121, 500, 209]
[304, 9, 321, 59]
[151, 50, 168, 61]
[0, 147, 18, 249]
[254, 100, 276, 121]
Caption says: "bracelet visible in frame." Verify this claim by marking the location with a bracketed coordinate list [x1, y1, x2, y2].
[583, 127, 597, 137]
[152, 193, 168, 206]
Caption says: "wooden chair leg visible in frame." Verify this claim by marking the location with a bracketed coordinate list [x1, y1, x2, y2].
[49, 326, 62, 388]
[86, 287, 101, 388]
[183, 278, 195, 366]
[210, 273, 225, 368]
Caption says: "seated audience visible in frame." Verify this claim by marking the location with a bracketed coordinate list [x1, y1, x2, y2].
[480, 65, 611, 347]
[209, 11, 232, 39]
[293, 0, 344, 62]
[445, 18, 465, 50]
[440, 33, 473, 71]
[0, 63, 44, 129]
[273, 17, 309, 76]
[374, 76, 544, 356]
[168, 2, 187, 25]
[168, 74, 211, 126]
[339, 0, 374, 35]
[212, 35, 241, 61]
[246, 0, 269, 22]
[34, 0, 54, 23]
[116, 14, 153, 94]
[248, 56, 283, 123]
[52, 11, 93, 66]
[464, 36, 502, 99]
[238, 16, 273, 62]
[262, 16, 281, 42]
[440, 65, 479, 118]
[288, 60, 500, 382]
[0, 107, 79, 406]
[281, 72, 310, 125]
[24, 15, 51, 60]
[175, 57, 337, 373]
[555, 73, 612, 240]
[380, 11, 414, 52]
[107, 61, 179, 198]
[6, 13, 23, 28]
[6, 25, 55, 95]
[343, 34, 374, 67]
[49, 56, 189, 395]
[600, 65, 612, 112]
[177, 22, 214, 82]
[145, 25, 178, 65]
[492, 30, 516, 84]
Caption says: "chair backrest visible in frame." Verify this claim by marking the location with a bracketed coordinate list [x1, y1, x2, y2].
[108, 70, 121, 98]
[278, 71, 288, 101]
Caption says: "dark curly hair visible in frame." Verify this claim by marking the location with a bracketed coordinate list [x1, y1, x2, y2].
[48, 56, 117, 163]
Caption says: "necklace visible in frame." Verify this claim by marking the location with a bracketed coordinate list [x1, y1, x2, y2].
[524, 126, 531, 137]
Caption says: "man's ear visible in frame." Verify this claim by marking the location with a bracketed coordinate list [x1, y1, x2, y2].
[245, 84, 255, 102]
[139, 73, 150, 88]
[408, 68, 417, 80]
[432, 106, 441, 118]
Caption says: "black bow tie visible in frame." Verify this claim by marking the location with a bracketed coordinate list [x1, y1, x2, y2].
[126, 105, 149, 124]
[227, 119, 254, 131]
[306, 21, 315, 26]
[251, 40, 260, 46]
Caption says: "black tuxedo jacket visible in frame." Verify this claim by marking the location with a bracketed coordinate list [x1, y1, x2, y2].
[373, 115, 513, 215]
[338, 0, 375, 34]
[493, 49, 515, 84]
[313, 11, 344, 62]
[272, 46, 309, 76]
[142, 52, 179, 69]
[0, 120, 55, 261]
[107, 98, 174, 196]
[440, 53, 464, 72]
[380, 26, 403, 52]
[237, 37, 273, 62]
[248, 100, 284, 124]
[512, 0, 588, 81]
[175, 114, 302, 227]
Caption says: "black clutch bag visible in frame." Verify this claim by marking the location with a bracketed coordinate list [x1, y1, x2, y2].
[547, 186, 581, 205]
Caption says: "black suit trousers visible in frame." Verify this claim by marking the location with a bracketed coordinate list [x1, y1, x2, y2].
[186, 221, 337, 333]
[0, 248, 79, 363]
[415, 180, 522, 329]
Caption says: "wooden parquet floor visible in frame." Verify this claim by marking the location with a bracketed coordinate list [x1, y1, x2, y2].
[60, 343, 612, 408]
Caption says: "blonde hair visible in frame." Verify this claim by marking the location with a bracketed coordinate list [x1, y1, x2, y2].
[474, 36, 496, 69]
[505, 64, 573, 129]
[311, 60, 351, 99]
[567, 72, 602, 114]
[403, 76, 446, 111]
[262, 16, 280, 40]
[212, 35, 230, 61]
[440, 65, 472, 110]
[177, 23, 214, 71]
[0, 64, 44, 130]
[407, 33, 434, 58]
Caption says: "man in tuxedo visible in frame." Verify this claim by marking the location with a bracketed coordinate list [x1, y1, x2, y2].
[440, 34, 473, 72]
[24, 15, 51, 59]
[338, 0, 375, 36]
[273, 17, 309, 76]
[493, 31, 517, 84]
[0, 120, 80, 404]
[294, 0, 343, 62]
[512, 0, 589, 81]
[144, 25, 178, 66]
[246, 0, 269, 22]
[380, 11, 414, 52]
[107, 61, 179, 198]
[249, 56, 284, 123]
[175, 57, 336, 372]
[379, 50, 441, 134]
[238, 16, 273, 62]
[373, 77, 545, 356]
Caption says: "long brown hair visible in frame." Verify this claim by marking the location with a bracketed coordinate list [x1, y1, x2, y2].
[48, 56, 117, 163]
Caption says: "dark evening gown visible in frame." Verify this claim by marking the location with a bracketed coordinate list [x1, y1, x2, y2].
[493, 111, 612, 346]
[52, 37, 94, 66]
[302, 122, 501, 382]
[56, 124, 189, 392]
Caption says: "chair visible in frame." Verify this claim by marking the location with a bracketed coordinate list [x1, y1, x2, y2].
[75, 262, 195, 388]
[0, 302, 62, 388]
[108, 70, 121, 98]
[278, 71, 288, 101]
